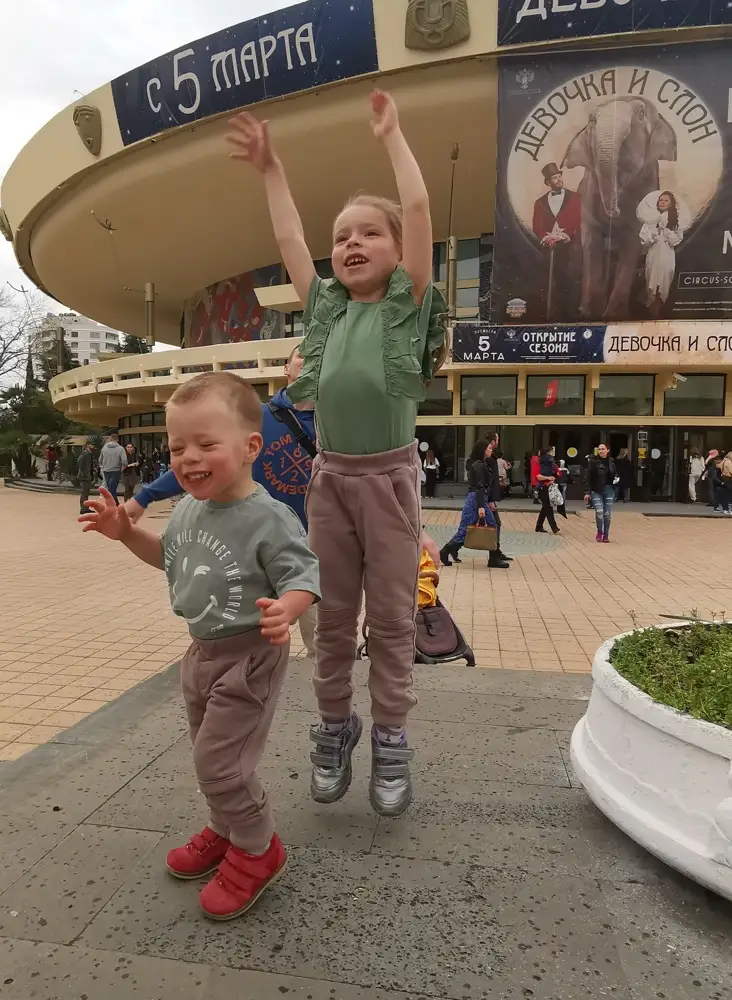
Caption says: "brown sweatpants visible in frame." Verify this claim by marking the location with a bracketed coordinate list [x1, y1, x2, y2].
[307, 441, 421, 728]
[180, 629, 289, 855]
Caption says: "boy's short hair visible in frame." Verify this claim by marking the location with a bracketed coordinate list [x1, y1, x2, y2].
[167, 372, 263, 432]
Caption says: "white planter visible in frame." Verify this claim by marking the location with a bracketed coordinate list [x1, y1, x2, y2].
[571, 626, 732, 901]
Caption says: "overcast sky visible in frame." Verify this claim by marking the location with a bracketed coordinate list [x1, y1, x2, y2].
[0, 0, 301, 318]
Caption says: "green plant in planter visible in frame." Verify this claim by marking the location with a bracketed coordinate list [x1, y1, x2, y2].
[610, 622, 732, 730]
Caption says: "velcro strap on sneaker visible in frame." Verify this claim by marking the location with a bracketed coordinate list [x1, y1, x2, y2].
[373, 745, 413, 762]
[217, 856, 257, 893]
[310, 751, 340, 768]
[309, 728, 344, 749]
[373, 744, 413, 778]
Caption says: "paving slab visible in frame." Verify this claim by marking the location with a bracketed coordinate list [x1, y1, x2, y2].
[0, 825, 162, 944]
[205, 967, 429, 1000]
[0, 939, 211, 1000]
[409, 688, 585, 730]
[1, 659, 731, 999]
[371, 782, 666, 883]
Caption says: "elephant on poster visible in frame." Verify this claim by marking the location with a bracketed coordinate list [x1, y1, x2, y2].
[563, 97, 677, 320]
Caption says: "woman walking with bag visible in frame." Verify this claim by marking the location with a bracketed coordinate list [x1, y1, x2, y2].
[585, 443, 617, 542]
[440, 439, 499, 567]
[535, 446, 562, 535]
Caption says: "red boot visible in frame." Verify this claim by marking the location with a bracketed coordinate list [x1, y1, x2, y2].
[199, 834, 287, 921]
[166, 826, 230, 880]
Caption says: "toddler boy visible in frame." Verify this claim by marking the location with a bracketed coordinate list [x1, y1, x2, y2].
[80, 372, 320, 920]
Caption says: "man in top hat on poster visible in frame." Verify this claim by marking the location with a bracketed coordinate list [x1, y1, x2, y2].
[532, 163, 582, 322]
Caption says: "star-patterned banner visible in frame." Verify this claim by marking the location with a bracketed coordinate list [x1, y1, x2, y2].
[498, 0, 732, 47]
[112, 0, 379, 146]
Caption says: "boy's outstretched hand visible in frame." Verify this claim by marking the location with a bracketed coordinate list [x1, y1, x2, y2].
[370, 89, 399, 141]
[78, 488, 132, 540]
[226, 112, 277, 172]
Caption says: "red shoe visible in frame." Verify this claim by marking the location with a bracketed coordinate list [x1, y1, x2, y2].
[602, 534, 610, 543]
[199, 834, 287, 921]
[166, 826, 230, 880]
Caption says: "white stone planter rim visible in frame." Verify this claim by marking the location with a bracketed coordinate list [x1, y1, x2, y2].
[595, 623, 732, 759]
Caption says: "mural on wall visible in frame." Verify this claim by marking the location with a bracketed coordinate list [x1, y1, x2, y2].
[490, 42, 732, 326]
[183, 264, 284, 347]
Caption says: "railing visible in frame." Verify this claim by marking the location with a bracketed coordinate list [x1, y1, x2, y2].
[48, 337, 307, 410]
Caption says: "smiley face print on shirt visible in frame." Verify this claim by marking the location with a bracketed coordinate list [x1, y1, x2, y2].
[164, 527, 244, 634]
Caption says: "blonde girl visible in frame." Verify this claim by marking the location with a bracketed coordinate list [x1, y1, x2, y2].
[227, 90, 445, 817]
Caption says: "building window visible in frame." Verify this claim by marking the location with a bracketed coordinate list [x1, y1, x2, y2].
[417, 426, 458, 483]
[140, 412, 154, 426]
[435, 238, 480, 282]
[284, 311, 304, 338]
[461, 376, 517, 416]
[526, 375, 585, 416]
[456, 286, 479, 314]
[419, 376, 451, 417]
[153, 411, 166, 426]
[594, 375, 654, 416]
[664, 374, 725, 417]
[313, 259, 334, 279]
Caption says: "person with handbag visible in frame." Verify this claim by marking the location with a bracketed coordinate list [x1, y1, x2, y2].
[439, 439, 503, 567]
[585, 443, 618, 542]
[535, 446, 562, 535]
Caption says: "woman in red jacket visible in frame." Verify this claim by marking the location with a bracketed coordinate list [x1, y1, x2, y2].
[530, 449, 541, 504]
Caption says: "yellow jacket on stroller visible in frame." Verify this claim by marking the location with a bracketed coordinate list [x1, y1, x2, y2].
[418, 548, 439, 609]
[359, 545, 475, 666]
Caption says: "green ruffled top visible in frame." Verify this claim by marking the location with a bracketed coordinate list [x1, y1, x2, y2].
[288, 266, 447, 456]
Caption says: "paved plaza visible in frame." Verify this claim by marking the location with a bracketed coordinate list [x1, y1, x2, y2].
[1, 485, 732, 997]
[1, 488, 731, 760]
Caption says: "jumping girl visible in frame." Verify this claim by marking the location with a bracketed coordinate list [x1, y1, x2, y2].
[226, 90, 446, 817]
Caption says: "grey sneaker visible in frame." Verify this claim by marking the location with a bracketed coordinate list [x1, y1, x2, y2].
[309, 712, 363, 804]
[369, 727, 414, 818]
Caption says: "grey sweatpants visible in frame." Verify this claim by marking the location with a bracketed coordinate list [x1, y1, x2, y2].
[180, 629, 289, 855]
[307, 441, 421, 728]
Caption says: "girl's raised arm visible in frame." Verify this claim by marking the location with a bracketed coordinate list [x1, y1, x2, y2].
[227, 112, 316, 307]
[371, 91, 433, 305]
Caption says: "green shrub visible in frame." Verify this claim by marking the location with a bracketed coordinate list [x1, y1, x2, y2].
[58, 451, 80, 485]
[610, 623, 732, 730]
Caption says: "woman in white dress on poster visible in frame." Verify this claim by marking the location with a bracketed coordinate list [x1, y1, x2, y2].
[637, 190, 689, 319]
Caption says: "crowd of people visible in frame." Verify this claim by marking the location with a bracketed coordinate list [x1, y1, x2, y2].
[76, 436, 173, 512]
[695, 449, 732, 514]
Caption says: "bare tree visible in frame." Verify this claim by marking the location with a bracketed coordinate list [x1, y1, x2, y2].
[0, 288, 31, 385]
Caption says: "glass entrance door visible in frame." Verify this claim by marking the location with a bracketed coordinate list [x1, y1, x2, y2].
[636, 427, 674, 501]
[536, 426, 595, 500]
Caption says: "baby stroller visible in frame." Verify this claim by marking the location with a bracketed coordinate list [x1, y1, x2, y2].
[358, 548, 475, 667]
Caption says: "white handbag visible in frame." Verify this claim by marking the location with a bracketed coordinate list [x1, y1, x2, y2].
[548, 483, 563, 508]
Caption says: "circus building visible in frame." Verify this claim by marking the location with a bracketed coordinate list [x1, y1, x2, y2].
[3, 0, 732, 501]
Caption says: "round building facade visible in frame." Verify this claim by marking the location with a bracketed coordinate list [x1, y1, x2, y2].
[3, 0, 732, 501]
